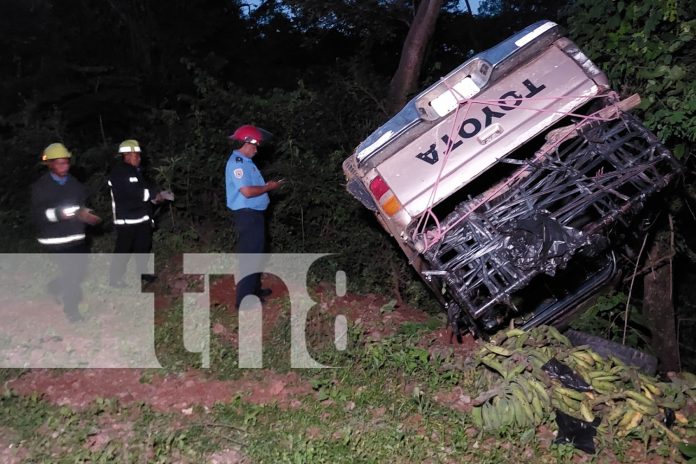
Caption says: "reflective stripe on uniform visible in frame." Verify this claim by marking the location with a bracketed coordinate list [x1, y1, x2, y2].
[37, 234, 86, 245]
[109, 189, 117, 223]
[45, 208, 58, 222]
[114, 215, 150, 225]
[143, 188, 150, 202]
[62, 206, 80, 217]
[129, 177, 139, 183]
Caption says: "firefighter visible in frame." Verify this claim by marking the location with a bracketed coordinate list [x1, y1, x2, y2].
[226, 125, 283, 309]
[108, 139, 173, 287]
[31, 142, 101, 322]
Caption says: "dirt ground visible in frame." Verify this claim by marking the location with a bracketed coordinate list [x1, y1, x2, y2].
[3, 257, 690, 463]
[2, 268, 688, 463]
[1, 261, 472, 462]
[5, 268, 466, 414]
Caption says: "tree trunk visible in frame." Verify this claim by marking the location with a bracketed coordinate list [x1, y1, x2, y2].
[462, 0, 474, 16]
[105, 0, 153, 73]
[643, 235, 681, 372]
[386, 0, 444, 114]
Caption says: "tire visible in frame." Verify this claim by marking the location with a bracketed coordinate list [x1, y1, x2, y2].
[564, 329, 657, 375]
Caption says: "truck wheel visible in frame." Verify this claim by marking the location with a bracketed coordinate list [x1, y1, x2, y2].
[564, 329, 658, 375]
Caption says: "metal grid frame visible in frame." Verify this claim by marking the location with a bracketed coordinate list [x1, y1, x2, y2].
[423, 113, 681, 331]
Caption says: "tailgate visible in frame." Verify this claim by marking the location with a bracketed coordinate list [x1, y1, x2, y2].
[378, 45, 601, 218]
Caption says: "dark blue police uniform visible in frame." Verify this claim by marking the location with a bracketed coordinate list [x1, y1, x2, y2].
[225, 150, 270, 308]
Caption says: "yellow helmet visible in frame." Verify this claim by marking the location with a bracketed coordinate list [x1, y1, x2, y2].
[41, 143, 72, 161]
[119, 139, 141, 154]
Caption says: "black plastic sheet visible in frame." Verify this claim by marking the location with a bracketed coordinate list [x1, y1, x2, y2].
[554, 410, 601, 454]
[663, 408, 676, 428]
[542, 358, 592, 392]
[503, 211, 589, 274]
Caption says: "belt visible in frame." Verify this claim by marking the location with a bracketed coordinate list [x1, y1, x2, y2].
[232, 208, 264, 213]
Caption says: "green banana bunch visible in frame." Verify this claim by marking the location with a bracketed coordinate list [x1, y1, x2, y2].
[551, 386, 585, 419]
[568, 350, 595, 370]
[509, 381, 538, 427]
[470, 376, 553, 431]
[616, 408, 644, 436]
[470, 326, 695, 443]
[482, 342, 513, 357]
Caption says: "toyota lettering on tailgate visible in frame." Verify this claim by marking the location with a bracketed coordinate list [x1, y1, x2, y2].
[415, 79, 546, 165]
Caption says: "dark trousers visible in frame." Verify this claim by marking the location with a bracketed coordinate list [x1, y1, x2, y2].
[110, 221, 153, 284]
[232, 209, 265, 307]
[45, 242, 88, 321]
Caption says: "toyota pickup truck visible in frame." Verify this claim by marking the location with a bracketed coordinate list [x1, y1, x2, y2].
[342, 21, 681, 338]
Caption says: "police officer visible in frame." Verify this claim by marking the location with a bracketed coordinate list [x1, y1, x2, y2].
[226, 125, 283, 309]
[31, 143, 101, 322]
[108, 139, 172, 287]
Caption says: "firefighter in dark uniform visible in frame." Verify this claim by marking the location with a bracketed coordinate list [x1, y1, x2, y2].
[226, 125, 283, 309]
[31, 143, 101, 322]
[108, 139, 172, 287]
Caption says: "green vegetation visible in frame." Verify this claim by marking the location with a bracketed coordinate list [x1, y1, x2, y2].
[2, 1, 696, 460]
[1, 1, 694, 334]
[568, 0, 696, 152]
[2, 306, 695, 462]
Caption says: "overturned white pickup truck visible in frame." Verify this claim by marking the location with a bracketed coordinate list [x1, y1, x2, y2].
[343, 21, 681, 338]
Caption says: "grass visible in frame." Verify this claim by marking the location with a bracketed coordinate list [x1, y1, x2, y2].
[0, 393, 224, 463]
[0, 297, 693, 463]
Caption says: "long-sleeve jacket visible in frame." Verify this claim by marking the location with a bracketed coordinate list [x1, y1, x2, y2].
[30, 173, 87, 247]
[107, 162, 160, 225]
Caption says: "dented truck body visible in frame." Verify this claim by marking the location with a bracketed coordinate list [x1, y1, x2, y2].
[343, 21, 681, 337]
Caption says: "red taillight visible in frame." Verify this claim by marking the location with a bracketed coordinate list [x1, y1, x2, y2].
[369, 175, 403, 217]
[369, 176, 390, 199]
